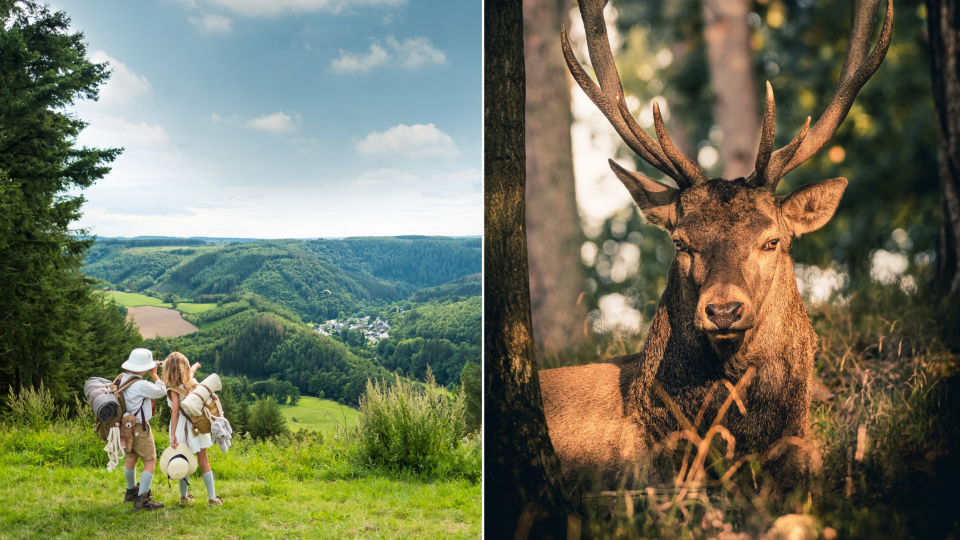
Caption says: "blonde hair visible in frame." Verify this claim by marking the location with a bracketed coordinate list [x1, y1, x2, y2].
[162, 352, 197, 391]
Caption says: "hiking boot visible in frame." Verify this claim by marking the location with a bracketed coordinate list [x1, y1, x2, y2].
[208, 496, 223, 506]
[179, 494, 195, 506]
[124, 484, 140, 503]
[133, 490, 164, 511]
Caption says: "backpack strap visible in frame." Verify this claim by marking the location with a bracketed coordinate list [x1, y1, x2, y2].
[115, 374, 142, 417]
[168, 386, 190, 398]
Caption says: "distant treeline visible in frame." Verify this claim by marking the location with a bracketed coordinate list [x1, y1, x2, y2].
[95, 238, 207, 248]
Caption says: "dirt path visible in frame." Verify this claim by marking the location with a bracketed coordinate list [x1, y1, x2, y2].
[127, 306, 198, 339]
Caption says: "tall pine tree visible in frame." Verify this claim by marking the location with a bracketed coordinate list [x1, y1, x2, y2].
[0, 1, 141, 403]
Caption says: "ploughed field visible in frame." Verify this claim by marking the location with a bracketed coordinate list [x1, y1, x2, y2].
[127, 306, 199, 339]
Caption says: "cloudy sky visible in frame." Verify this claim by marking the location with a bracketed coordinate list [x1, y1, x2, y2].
[52, 0, 481, 238]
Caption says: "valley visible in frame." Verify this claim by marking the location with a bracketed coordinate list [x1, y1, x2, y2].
[85, 236, 482, 405]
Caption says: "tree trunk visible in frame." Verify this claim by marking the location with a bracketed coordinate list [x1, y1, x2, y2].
[928, 0, 960, 295]
[524, 0, 588, 354]
[485, 0, 579, 537]
[702, 0, 759, 179]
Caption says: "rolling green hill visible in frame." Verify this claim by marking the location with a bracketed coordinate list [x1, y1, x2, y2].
[84, 237, 481, 325]
[89, 236, 481, 400]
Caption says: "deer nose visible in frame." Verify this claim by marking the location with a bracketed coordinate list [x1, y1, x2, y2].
[705, 302, 743, 330]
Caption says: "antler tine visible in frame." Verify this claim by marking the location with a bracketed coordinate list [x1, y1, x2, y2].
[616, 97, 684, 185]
[562, 1, 694, 186]
[750, 81, 777, 187]
[765, 117, 810, 188]
[560, 26, 680, 180]
[768, 0, 893, 184]
[653, 100, 708, 186]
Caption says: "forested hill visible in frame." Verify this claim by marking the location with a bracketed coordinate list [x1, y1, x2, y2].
[84, 236, 481, 323]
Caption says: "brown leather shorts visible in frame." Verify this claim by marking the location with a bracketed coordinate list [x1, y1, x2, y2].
[129, 422, 157, 462]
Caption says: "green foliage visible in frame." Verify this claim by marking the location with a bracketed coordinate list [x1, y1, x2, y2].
[356, 370, 467, 478]
[459, 361, 481, 433]
[299, 236, 481, 289]
[247, 396, 289, 440]
[250, 378, 301, 405]
[4, 382, 62, 430]
[0, 0, 143, 408]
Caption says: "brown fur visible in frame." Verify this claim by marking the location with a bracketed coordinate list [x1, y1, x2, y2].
[540, 178, 843, 491]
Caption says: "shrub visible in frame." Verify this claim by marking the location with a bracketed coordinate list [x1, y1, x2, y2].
[356, 368, 466, 477]
[247, 396, 288, 439]
[459, 361, 481, 433]
[5, 382, 61, 430]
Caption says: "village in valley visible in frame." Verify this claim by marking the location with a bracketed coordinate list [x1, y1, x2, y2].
[315, 315, 397, 343]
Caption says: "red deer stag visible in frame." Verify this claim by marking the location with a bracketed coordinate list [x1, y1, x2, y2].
[540, 0, 892, 491]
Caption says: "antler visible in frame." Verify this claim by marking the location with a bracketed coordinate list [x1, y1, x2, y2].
[561, 1, 705, 190]
[754, 0, 893, 191]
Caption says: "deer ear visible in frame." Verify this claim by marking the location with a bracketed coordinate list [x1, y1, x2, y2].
[778, 177, 847, 236]
[608, 160, 679, 231]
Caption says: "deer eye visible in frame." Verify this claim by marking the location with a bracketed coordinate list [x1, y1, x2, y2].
[673, 240, 690, 254]
[762, 239, 780, 252]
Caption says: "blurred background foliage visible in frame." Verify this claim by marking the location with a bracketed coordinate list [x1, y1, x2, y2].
[575, 0, 939, 331]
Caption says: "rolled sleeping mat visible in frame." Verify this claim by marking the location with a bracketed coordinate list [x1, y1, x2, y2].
[85, 377, 120, 422]
[180, 373, 222, 417]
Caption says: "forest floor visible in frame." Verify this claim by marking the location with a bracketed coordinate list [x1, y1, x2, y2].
[0, 421, 481, 539]
[541, 281, 959, 539]
[127, 306, 199, 339]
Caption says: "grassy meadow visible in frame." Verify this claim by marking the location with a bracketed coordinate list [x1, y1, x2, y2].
[0, 421, 480, 539]
[281, 397, 361, 434]
[106, 291, 217, 315]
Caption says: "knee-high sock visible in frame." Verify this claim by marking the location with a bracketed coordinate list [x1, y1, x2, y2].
[124, 467, 136, 489]
[202, 471, 216, 499]
[180, 478, 189, 498]
[138, 471, 153, 496]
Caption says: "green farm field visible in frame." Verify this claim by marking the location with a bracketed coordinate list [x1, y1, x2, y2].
[280, 396, 361, 434]
[106, 291, 216, 315]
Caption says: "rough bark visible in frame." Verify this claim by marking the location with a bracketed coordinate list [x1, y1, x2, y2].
[927, 0, 960, 295]
[702, 0, 759, 179]
[485, 0, 578, 536]
[524, 0, 588, 354]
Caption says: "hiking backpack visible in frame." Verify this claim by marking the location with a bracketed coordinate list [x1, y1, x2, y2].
[168, 386, 222, 437]
[85, 374, 152, 442]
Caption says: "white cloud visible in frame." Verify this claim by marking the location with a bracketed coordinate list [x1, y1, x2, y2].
[356, 123, 459, 158]
[332, 36, 445, 73]
[189, 13, 233, 33]
[245, 111, 302, 134]
[90, 51, 151, 107]
[386, 36, 446, 69]
[331, 43, 389, 73]
[206, 112, 222, 123]
[81, 115, 172, 151]
[173, 0, 406, 17]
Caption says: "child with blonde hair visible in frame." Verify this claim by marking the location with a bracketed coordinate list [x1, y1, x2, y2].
[162, 352, 223, 506]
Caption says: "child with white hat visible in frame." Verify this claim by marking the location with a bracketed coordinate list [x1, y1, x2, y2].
[117, 348, 169, 511]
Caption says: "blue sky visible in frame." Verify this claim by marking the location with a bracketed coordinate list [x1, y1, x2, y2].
[53, 0, 481, 238]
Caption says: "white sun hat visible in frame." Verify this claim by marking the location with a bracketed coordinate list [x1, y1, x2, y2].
[121, 348, 158, 372]
[159, 444, 198, 481]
